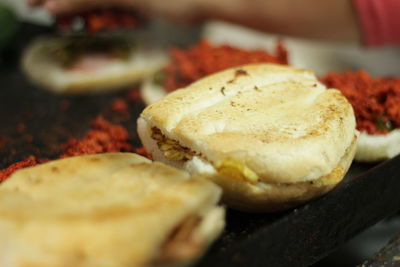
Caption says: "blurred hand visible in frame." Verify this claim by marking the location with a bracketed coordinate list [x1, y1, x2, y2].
[26, 0, 360, 43]
[26, 0, 204, 24]
[27, 0, 111, 14]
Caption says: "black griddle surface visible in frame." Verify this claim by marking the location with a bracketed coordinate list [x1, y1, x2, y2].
[1, 23, 400, 267]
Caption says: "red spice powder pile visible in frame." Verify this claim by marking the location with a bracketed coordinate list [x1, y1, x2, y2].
[57, 8, 144, 33]
[320, 70, 400, 135]
[164, 40, 289, 92]
[61, 116, 134, 157]
[134, 146, 152, 160]
[0, 112, 153, 182]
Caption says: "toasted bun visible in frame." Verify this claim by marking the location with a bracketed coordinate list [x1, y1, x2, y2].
[0, 153, 224, 266]
[22, 37, 168, 94]
[141, 77, 168, 105]
[138, 63, 357, 212]
[355, 130, 400, 162]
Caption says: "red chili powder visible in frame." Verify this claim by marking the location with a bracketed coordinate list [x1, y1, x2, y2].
[0, 109, 154, 182]
[61, 116, 134, 157]
[0, 156, 38, 182]
[320, 70, 400, 135]
[127, 88, 142, 103]
[134, 146, 152, 160]
[16, 123, 26, 134]
[57, 8, 144, 33]
[164, 40, 289, 92]
[111, 98, 129, 114]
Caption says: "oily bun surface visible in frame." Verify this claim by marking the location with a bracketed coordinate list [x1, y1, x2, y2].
[139, 63, 356, 185]
[22, 37, 168, 94]
[0, 153, 223, 267]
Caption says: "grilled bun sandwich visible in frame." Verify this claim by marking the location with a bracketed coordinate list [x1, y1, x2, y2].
[0, 153, 224, 267]
[22, 36, 168, 94]
[138, 63, 358, 212]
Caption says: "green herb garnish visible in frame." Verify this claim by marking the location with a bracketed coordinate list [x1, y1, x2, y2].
[153, 70, 165, 87]
[375, 115, 394, 132]
[50, 36, 137, 67]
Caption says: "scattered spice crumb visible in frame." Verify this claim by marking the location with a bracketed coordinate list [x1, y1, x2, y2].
[0, 156, 39, 182]
[134, 146, 153, 160]
[59, 100, 71, 111]
[235, 69, 248, 77]
[16, 123, 26, 134]
[61, 116, 134, 157]
[221, 86, 226, 96]
[0, 136, 8, 147]
[0, 116, 137, 182]
[127, 88, 142, 103]
[24, 134, 33, 143]
[111, 98, 129, 114]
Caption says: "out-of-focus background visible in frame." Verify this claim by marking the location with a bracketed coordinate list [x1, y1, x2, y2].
[1, 0, 52, 25]
[2, 0, 400, 76]
[1, 0, 400, 266]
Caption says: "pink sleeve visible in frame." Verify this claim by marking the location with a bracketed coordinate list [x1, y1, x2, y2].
[353, 0, 400, 47]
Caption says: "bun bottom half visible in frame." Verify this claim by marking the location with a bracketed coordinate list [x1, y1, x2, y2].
[210, 135, 357, 212]
[22, 37, 168, 94]
[355, 130, 400, 162]
[138, 116, 357, 212]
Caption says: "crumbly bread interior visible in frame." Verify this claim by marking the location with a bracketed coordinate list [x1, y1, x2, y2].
[0, 153, 224, 267]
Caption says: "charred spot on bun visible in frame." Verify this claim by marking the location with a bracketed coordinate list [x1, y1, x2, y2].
[138, 63, 357, 212]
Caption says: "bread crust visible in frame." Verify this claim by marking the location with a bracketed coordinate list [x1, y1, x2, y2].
[22, 37, 168, 94]
[0, 153, 224, 266]
[138, 63, 357, 211]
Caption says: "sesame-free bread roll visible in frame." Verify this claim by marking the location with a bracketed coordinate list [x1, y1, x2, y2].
[0, 153, 224, 267]
[22, 37, 168, 94]
[138, 63, 357, 212]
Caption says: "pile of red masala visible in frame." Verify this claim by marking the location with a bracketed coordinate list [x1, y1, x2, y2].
[321, 70, 400, 135]
[60, 116, 133, 157]
[57, 8, 144, 33]
[164, 40, 288, 92]
[0, 116, 137, 181]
